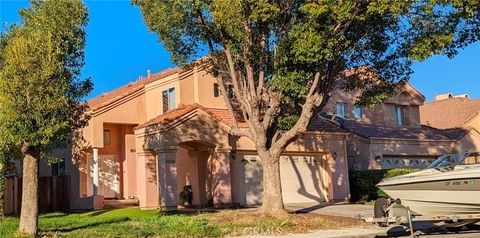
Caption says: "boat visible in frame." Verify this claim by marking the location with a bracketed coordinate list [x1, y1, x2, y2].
[377, 152, 480, 216]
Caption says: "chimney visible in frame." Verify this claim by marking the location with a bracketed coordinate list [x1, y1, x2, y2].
[147, 69, 151, 78]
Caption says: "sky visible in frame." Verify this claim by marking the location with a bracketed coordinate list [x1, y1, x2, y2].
[1, 0, 479, 102]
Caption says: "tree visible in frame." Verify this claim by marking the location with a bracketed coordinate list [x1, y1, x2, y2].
[0, 0, 91, 234]
[134, 0, 479, 215]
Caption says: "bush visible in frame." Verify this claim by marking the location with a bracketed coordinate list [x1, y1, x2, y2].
[349, 168, 419, 202]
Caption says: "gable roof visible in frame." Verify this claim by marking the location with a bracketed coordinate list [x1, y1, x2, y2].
[87, 68, 179, 111]
[135, 103, 346, 134]
[420, 97, 480, 129]
[342, 120, 452, 140]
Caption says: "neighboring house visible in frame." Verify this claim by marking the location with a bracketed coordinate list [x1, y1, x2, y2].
[324, 83, 458, 170]
[74, 67, 351, 210]
[420, 94, 480, 153]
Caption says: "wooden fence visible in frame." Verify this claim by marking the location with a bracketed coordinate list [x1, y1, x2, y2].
[4, 175, 70, 215]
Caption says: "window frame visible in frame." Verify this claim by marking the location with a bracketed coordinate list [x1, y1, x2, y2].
[395, 105, 407, 126]
[162, 87, 176, 113]
[52, 158, 66, 176]
[336, 102, 348, 118]
[213, 83, 220, 97]
[354, 105, 363, 120]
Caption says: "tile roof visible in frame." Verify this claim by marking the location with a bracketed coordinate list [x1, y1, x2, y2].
[342, 120, 452, 140]
[87, 68, 179, 111]
[441, 127, 479, 140]
[135, 103, 346, 134]
[420, 97, 480, 129]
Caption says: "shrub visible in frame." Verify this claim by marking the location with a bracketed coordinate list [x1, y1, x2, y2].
[349, 168, 419, 202]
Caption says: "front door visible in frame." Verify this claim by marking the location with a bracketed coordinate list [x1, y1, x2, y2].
[99, 154, 118, 198]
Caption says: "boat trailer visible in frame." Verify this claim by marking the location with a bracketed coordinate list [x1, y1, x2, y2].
[359, 198, 480, 237]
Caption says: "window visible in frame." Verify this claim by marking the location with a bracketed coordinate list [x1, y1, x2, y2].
[103, 129, 111, 145]
[162, 87, 176, 113]
[227, 85, 235, 99]
[213, 83, 220, 97]
[336, 103, 347, 118]
[395, 105, 406, 125]
[354, 105, 363, 119]
[52, 158, 66, 176]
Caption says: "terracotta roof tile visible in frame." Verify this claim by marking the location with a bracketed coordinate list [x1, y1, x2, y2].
[442, 127, 472, 140]
[135, 103, 345, 134]
[420, 97, 480, 129]
[87, 68, 179, 111]
[343, 120, 452, 140]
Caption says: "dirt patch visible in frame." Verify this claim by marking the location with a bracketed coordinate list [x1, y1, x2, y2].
[209, 209, 368, 236]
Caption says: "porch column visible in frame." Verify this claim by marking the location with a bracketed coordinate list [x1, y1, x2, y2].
[92, 148, 99, 196]
[211, 147, 232, 206]
[156, 147, 178, 211]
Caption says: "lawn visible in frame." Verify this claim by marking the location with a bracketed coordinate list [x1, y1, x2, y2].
[0, 207, 365, 237]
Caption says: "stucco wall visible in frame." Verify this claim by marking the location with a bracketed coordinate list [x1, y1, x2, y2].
[145, 73, 181, 121]
[458, 130, 480, 152]
[324, 85, 423, 127]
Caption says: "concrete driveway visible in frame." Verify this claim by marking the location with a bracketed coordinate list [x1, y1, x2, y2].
[284, 203, 480, 238]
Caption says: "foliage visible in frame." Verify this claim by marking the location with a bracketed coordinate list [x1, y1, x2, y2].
[349, 169, 419, 202]
[134, 0, 479, 213]
[0, 0, 92, 159]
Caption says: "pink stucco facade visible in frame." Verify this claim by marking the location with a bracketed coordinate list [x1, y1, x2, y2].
[71, 67, 350, 210]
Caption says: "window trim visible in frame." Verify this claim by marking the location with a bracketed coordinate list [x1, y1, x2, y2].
[162, 87, 176, 113]
[336, 102, 348, 118]
[354, 105, 363, 120]
[52, 158, 66, 176]
[395, 105, 406, 126]
[213, 83, 220, 97]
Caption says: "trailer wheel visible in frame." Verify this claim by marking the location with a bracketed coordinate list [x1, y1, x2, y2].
[374, 197, 389, 218]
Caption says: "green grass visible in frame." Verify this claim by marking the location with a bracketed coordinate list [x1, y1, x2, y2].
[0, 207, 364, 237]
[0, 208, 222, 238]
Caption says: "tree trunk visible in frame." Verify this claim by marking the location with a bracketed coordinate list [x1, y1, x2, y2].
[260, 155, 287, 216]
[19, 153, 39, 236]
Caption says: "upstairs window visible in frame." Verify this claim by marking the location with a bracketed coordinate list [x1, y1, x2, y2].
[162, 87, 176, 113]
[395, 105, 406, 125]
[336, 103, 347, 118]
[52, 158, 66, 176]
[213, 83, 220, 97]
[354, 105, 363, 119]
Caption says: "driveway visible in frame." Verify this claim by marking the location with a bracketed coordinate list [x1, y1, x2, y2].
[284, 203, 480, 238]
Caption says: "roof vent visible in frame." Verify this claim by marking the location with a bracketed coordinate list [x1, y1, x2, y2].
[434, 93, 453, 102]
[147, 69, 151, 78]
[453, 94, 469, 99]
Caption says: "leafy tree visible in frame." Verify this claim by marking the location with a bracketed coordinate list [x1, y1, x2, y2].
[0, 0, 91, 234]
[134, 0, 479, 215]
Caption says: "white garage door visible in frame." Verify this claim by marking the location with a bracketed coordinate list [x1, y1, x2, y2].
[240, 154, 329, 205]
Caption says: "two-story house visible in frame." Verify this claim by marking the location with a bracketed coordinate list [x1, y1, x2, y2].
[324, 83, 458, 170]
[420, 94, 480, 153]
[69, 67, 351, 210]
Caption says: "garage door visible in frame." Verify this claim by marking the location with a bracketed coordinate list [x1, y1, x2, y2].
[240, 154, 330, 205]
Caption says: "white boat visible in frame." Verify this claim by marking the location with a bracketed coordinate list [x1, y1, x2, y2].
[377, 152, 480, 216]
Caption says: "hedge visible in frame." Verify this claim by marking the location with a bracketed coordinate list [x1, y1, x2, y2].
[349, 168, 419, 202]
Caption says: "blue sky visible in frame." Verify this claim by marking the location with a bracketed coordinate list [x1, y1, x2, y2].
[1, 0, 479, 102]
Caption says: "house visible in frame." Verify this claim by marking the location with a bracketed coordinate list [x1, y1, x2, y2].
[324, 83, 458, 170]
[73, 67, 351, 210]
[420, 94, 480, 153]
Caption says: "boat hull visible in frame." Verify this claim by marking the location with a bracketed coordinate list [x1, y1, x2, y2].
[378, 166, 480, 215]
